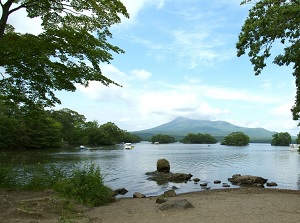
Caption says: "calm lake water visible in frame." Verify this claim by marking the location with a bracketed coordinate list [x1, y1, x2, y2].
[2, 142, 300, 197]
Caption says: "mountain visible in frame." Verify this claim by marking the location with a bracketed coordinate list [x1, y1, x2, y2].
[132, 117, 277, 142]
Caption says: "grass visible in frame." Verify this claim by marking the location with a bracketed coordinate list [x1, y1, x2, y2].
[53, 163, 115, 207]
[0, 154, 115, 207]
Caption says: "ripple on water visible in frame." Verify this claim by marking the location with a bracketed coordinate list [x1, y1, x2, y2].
[2, 143, 299, 197]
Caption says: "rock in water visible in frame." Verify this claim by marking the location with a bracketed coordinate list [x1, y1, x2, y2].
[157, 159, 170, 173]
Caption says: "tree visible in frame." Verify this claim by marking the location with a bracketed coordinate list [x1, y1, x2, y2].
[0, 0, 129, 107]
[271, 132, 291, 146]
[221, 131, 250, 146]
[121, 131, 141, 143]
[180, 133, 217, 144]
[0, 102, 62, 149]
[236, 0, 300, 121]
[97, 122, 124, 145]
[48, 108, 86, 144]
[150, 134, 176, 144]
[296, 132, 300, 144]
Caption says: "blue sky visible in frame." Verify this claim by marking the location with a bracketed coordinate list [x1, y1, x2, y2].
[7, 0, 300, 135]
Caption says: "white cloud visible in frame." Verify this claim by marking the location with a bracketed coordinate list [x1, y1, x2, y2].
[137, 84, 232, 120]
[120, 0, 166, 25]
[139, 90, 198, 116]
[167, 29, 234, 68]
[269, 103, 293, 116]
[130, 69, 152, 81]
[201, 86, 278, 103]
[261, 79, 272, 90]
[76, 64, 130, 101]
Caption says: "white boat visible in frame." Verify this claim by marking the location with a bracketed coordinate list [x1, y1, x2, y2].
[290, 144, 299, 151]
[78, 145, 89, 150]
[124, 143, 133, 149]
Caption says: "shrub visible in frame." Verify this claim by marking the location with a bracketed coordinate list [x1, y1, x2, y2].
[22, 163, 66, 191]
[0, 155, 18, 188]
[53, 163, 115, 206]
[0, 155, 114, 207]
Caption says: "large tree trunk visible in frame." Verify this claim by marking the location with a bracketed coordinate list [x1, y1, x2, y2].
[0, 0, 14, 39]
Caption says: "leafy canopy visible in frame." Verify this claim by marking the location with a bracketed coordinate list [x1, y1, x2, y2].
[150, 134, 176, 144]
[271, 132, 291, 146]
[0, 0, 129, 107]
[236, 0, 300, 120]
[221, 131, 250, 146]
[180, 133, 217, 144]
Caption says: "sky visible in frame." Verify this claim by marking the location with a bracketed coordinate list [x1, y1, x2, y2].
[5, 0, 300, 135]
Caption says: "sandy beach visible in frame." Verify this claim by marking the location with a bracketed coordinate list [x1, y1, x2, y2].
[1, 188, 300, 223]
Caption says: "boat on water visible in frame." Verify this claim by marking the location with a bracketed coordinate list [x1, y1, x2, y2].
[78, 145, 89, 150]
[290, 144, 299, 151]
[124, 143, 134, 150]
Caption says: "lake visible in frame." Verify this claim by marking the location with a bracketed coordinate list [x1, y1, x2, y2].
[2, 142, 300, 197]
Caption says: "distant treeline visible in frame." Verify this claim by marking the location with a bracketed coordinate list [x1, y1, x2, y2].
[0, 102, 141, 150]
[134, 133, 274, 144]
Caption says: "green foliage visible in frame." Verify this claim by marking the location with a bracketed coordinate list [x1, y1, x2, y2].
[53, 163, 114, 207]
[97, 122, 125, 145]
[22, 163, 66, 191]
[0, 0, 129, 108]
[121, 131, 142, 143]
[0, 154, 19, 188]
[0, 102, 63, 149]
[296, 132, 300, 144]
[150, 134, 176, 144]
[75, 121, 139, 146]
[180, 133, 217, 144]
[47, 108, 86, 145]
[0, 103, 141, 149]
[0, 157, 114, 207]
[236, 0, 300, 121]
[271, 132, 292, 146]
[221, 131, 250, 146]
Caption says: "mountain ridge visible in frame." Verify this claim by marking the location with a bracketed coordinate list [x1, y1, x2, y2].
[132, 117, 278, 142]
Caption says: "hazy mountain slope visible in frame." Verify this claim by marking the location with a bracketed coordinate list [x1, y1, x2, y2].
[132, 117, 277, 141]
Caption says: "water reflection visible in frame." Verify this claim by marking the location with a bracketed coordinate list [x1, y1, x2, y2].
[1, 142, 300, 197]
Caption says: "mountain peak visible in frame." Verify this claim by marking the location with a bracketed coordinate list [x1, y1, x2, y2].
[132, 117, 277, 140]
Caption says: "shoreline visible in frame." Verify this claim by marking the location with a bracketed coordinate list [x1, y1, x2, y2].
[1, 187, 300, 223]
[93, 187, 300, 223]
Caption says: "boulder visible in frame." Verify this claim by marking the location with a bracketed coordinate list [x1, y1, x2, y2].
[159, 199, 195, 211]
[163, 189, 176, 197]
[214, 180, 221, 184]
[193, 178, 200, 183]
[113, 188, 128, 196]
[156, 197, 168, 204]
[133, 192, 146, 198]
[266, 182, 278, 187]
[228, 174, 268, 186]
[157, 159, 170, 173]
[146, 171, 192, 184]
[168, 173, 193, 183]
[146, 159, 192, 184]
[222, 183, 230, 187]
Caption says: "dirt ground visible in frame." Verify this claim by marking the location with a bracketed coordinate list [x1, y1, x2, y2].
[1, 188, 300, 223]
